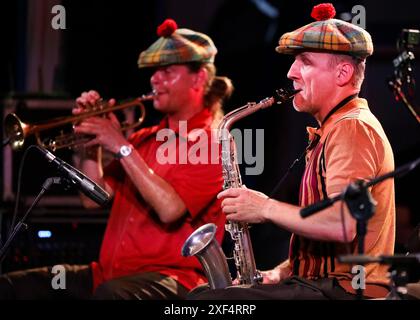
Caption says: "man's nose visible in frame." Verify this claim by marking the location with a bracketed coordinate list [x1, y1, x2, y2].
[287, 60, 299, 81]
[150, 70, 162, 86]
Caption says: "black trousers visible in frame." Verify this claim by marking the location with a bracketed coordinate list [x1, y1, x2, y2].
[189, 276, 358, 300]
[0, 265, 189, 300]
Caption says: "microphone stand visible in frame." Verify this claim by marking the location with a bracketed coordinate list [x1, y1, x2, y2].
[387, 46, 420, 124]
[0, 177, 62, 265]
[300, 156, 420, 299]
[388, 76, 420, 124]
[300, 157, 420, 220]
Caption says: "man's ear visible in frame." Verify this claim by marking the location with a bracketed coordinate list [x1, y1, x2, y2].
[193, 67, 208, 90]
[336, 62, 354, 87]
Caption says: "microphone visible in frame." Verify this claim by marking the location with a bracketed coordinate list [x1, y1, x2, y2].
[36, 146, 110, 206]
[300, 197, 335, 218]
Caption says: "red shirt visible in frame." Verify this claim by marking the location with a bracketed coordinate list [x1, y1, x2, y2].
[91, 108, 225, 291]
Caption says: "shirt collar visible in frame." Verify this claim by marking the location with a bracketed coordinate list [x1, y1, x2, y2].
[305, 126, 321, 150]
[321, 93, 358, 127]
[305, 95, 369, 147]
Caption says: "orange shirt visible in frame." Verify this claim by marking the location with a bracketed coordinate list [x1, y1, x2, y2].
[91, 108, 225, 291]
[290, 97, 395, 298]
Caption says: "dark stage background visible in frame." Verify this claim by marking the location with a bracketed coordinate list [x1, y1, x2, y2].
[0, 0, 419, 275]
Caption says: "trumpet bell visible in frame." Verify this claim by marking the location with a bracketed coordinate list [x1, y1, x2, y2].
[5, 113, 27, 151]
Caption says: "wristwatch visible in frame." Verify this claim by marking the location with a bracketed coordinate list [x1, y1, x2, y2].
[115, 145, 133, 159]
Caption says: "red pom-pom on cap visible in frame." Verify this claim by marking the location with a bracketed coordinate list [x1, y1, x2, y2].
[157, 19, 178, 37]
[311, 3, 336, 21]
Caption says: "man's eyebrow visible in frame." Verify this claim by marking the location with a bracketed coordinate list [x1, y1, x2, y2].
[299, 52, 311, 60]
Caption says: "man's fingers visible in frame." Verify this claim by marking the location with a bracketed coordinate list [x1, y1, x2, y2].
[225, 212, 240, 221]
[108, 98, 116, 107]
[84, 138, 99, 148]
[107, 112, 120, 128]
[88, 90, 100, 99]
[221, 198, 237, 208]
[222, 205, 237, 214]
[217, 188, 241, 199]
[74, 122, 97, 134]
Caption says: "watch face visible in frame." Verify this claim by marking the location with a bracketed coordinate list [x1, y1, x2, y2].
[120, 145, 132, 157]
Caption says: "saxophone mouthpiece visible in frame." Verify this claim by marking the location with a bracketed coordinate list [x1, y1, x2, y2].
[275, 88, 301, 104]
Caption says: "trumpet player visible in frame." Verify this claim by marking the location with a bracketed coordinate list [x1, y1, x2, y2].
[0, 19, 232, 300]
[193, 3, 395, 300]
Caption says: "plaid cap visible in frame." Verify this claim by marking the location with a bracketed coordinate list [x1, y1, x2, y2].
[276, 18, 373, 59]
[138, 28, 217, 68]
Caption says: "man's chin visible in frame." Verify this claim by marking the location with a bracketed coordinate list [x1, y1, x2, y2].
[292, 101, 304, 112]
[153, 100, 165, 110]
[153, 103, 174, 114]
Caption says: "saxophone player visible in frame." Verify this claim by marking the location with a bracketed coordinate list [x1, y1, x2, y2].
[192, 3, 395, 300]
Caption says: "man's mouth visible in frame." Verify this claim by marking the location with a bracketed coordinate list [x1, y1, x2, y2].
[294, 87, 303, 94]
[152, 91, 166, 98]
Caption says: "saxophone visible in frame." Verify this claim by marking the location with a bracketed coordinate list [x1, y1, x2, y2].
[182, 88, 300, 289]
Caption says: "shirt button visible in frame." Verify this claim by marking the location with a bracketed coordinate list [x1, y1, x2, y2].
[129, 217, 134, 223]
[121, 241, 126, 247]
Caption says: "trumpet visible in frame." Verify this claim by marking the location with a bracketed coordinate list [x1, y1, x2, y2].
[4, 92, 155, 151]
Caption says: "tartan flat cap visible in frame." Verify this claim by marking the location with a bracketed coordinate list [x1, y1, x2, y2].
[138, 19, 217, 68]
[276, 3, 373, 59]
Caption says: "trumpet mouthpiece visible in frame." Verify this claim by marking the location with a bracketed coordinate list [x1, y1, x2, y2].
[141, 91, 157, 100]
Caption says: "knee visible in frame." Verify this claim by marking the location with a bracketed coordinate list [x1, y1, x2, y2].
[190, 287, 233, 300]
[186, 283, 210, 300]
[93, 281, 118, 300]
[92, 280, 131, 300]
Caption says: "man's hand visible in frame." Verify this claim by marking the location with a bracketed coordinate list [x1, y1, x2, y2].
[260, 263, 291, 284]
[74, 90, 116, 115]
[217, 187, 270, 224]
[73, 90, 127, 154]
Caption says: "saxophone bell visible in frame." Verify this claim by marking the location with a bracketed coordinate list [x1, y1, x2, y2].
[182, 223, 232, 289]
